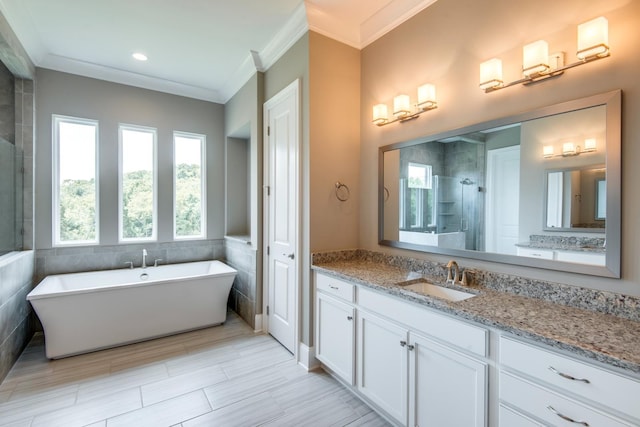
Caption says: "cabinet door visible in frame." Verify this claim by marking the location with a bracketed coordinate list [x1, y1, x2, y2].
[410, 333, 487, 427]
[358, 310, 409, 425]
[315, 292, 355, 384]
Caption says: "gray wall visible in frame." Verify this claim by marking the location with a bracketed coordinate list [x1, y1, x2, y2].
[223, 73, 264, 328]
[34, 69, 226, 276]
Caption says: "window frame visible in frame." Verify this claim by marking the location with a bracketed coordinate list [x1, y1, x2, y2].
[173, 131, 207, 240]
[118, 123, 158, 243]
[52, 114, 100, 247]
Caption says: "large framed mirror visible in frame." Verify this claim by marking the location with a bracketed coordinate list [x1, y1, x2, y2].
[379, 90, 621, 278]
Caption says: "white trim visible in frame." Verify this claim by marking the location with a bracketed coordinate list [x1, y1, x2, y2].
[172, 131, 207, 240]
[118, 123, 158, 243]
[298, 342, 320, 371]
[254, 314, 264, 333]
[219, 3, 308, 103]
[52, 114, 100, 247]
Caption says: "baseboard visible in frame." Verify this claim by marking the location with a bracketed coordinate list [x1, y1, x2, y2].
[297, 342, 321, 371]
[254, 314, 263, 333]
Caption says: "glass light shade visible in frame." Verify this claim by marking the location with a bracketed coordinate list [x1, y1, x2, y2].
[577, 16, 609, 59]
[479, 58, 503, 90]
[417, 84, 436, 108]
[372, 104, 389, 125]
[543, 145, 554, 158]
[563, 142, 576, 155]
[584, 138, 597, 151]
[523, 40, 549, 76]
[393, 94, 411, 117]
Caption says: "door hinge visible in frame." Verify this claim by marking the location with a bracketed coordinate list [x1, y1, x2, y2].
[267, 126, 270, 136]
[265, 185, 270, 196]
[266, 305, 270, 315]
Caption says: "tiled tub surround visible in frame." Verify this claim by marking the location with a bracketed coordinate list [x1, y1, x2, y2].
[311, 249, 640, 374]
[224, 236, 259, 329]
[0, 251, 34, 383]
[35, 239, 225, 284]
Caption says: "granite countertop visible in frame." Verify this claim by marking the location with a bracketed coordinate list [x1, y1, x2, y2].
[515, 242, 606, 253]
[312, 259, 640, 375]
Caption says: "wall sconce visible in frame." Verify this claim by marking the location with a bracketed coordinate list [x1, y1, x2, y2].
[543, 139, 597, 158]
[479, 16, 610, 93]
[373, 84, 437, 126]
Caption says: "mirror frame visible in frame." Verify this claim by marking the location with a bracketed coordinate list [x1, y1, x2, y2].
[378, 90, 621, 278]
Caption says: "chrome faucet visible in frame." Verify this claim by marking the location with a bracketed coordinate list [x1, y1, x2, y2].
[446, 260, 460, 285]
[142, 249, 148, 269]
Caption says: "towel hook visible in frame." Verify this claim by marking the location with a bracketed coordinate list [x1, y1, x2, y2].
[335, 181, 350, 202]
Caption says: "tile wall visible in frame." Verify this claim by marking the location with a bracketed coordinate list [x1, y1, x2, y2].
[224, 237, 258, 329]
[0, 251, 34, 382]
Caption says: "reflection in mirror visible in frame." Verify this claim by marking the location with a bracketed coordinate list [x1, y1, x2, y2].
[545, 166, 605, 230]
[379, 90, 621, 278]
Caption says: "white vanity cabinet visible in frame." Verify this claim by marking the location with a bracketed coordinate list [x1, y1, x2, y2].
[498, 336, 640, 426]
[409, 332, 487, 427]
[314, 271, 488, 427]
[314, 273, 356, 385]
[357, 309, 409, 424]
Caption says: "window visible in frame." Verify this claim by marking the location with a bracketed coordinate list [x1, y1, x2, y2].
[119, 125, 157, 242]
[406, 162, 434, 229]
[53, 115, 99, 245]
[174, 132, 206, 239]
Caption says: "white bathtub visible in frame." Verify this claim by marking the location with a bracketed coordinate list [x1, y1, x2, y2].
[27, 260, 237, 359]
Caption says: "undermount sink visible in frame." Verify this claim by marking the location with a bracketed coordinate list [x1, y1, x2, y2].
[400, 281, 476, 302]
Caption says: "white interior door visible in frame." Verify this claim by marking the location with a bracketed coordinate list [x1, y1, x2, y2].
[264, 80, 299, 354]
[486, 145, 520, 254]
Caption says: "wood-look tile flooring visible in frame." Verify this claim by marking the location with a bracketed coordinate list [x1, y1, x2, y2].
[0, 311, 391, 427]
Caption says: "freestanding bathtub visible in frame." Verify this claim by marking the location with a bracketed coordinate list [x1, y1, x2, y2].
[27, 260, 237, 359]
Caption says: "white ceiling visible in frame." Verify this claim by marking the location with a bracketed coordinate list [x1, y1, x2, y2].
[0, 0, 436, 103]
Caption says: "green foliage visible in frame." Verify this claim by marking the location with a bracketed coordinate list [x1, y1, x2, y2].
[59, 164, 203, 242]
[59, 178, 96, 241]
[122, 170, 154, 239]
[175, 163, 202, 237]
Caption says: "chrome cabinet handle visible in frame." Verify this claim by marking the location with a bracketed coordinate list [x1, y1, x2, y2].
[400, 340, 407, 347]
[346, 316, 353, 321]
[548, 366, 591, 383]
[547, 405, 590, 426]
[329, 285, 339, 290]
[285, 253, 295, 259]
[407, 344, 415, 351]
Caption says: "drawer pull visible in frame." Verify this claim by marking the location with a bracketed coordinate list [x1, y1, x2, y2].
[548, 366, 591, 383]
[329, 285, 339, 290]
[546, 405, 590, 426]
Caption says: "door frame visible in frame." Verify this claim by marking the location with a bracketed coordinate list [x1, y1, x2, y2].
[262, 79, 301, 357]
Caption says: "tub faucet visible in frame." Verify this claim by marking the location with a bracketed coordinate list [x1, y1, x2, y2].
[446, 260, 460, 285]
[142, 249, 148, 269]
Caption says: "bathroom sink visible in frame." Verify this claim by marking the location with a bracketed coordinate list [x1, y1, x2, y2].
[400, 281, 476, 302]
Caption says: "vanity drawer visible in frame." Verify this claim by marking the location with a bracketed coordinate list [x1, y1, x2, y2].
[316, 273, 355, 302]
[500, 336, 640, 419]
[358, 287, 487, 357]
[500, 371, 632, 427]
[516, 247, 554, 259]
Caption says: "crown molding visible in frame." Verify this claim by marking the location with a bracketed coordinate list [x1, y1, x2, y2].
[40, 54, 223, 103]
[360, 0, 437, 48]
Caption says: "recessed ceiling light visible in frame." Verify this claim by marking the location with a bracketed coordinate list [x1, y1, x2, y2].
[132, 52, 148, 61]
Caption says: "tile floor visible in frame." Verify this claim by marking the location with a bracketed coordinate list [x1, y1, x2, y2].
[0, 311, 391, 426]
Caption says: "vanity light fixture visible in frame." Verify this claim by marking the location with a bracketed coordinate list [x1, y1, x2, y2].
[479, 16, 610, 93]
[543, 138, 597, 158]
[372, 84, 438, 126]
